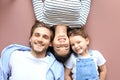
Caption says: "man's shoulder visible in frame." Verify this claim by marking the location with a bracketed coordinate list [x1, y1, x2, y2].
[47, 52, 63, 67]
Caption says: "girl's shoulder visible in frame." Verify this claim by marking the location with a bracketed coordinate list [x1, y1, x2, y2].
[89, 50, 102, 56]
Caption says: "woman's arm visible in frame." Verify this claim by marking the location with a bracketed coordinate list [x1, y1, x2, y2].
[79, 0, 91, 26]
[32, 0, 43, 21]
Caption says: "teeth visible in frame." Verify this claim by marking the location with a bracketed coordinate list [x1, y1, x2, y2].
[58, 38, 66, 41]
[35, 43, 43, 46]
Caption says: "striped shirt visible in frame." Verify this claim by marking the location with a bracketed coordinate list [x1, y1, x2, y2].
[32, 0, 91, 27]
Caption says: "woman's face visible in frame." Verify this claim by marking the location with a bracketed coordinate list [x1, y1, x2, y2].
[52, 25, 70, 57]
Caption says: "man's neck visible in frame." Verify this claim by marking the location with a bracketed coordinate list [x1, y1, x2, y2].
[30, 51, 46, 58]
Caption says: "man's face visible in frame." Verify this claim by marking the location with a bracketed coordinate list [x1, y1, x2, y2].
[29, 27, 51, 54]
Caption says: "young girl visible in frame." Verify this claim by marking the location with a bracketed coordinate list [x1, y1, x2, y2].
[65, 27, 107, 80]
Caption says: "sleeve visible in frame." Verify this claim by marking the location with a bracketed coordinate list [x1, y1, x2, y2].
[51, 61, 64, 80]
[1, 44, 31, 80]
[59, 65, 64, 80]
[95, 50, 107, 66]
[79, 0, 91, 26]
[64, 54, 75, 69]
[32, 0, 43, 21]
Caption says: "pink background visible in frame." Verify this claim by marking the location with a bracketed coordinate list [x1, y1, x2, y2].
[0, 0, 120, 80]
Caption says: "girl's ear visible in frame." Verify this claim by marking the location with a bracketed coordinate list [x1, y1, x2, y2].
[86, 38, 90, 45]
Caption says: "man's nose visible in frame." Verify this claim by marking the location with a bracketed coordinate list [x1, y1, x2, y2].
[37, 36, 43, 42]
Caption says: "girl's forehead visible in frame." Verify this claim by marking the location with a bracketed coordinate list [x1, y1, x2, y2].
[70, 35, 83, 38]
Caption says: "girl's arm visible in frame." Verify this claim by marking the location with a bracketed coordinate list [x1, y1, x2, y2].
[65, 67, 72, 80]
[98, 63, 107, 80]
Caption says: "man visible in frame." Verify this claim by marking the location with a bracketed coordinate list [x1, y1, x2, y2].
[1, 20, 64, 80]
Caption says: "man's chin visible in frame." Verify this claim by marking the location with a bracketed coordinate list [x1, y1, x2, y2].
[33, 48, 43, 53]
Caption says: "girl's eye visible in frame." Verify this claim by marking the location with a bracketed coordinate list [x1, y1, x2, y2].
[56, 46, 60, 48]
[71, 44, 74, 47]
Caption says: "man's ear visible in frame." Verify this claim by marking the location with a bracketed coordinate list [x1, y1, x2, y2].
[29, 39, 31, 42]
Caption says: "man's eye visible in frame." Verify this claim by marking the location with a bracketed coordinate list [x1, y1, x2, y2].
[43, 35, 49, 39]
[34, 33, 40, 37]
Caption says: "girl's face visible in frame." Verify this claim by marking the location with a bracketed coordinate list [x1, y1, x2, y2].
[69, 35, 89, 56]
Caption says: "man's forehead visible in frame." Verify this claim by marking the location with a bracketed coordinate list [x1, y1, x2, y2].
[34, 27, 51, 34]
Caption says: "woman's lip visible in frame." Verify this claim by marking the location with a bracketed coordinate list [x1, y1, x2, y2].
[58, 38, 66, 42]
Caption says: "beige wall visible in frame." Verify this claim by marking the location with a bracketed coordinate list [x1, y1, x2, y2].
[0, 0, 120, 80]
